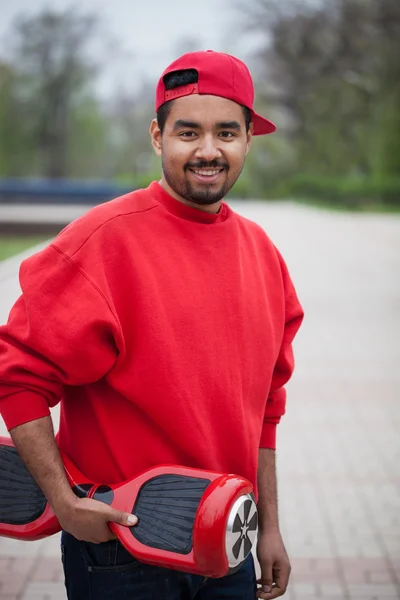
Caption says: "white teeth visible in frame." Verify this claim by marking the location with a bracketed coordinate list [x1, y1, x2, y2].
[192, 169, 221, 176]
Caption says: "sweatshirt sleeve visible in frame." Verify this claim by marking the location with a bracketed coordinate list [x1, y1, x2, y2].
[0, 243, 121, 431]
[259, 250, 304, 450]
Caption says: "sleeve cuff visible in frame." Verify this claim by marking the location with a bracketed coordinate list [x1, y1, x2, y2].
[0, 390, 51, 431]
[259, 422, 278, 450]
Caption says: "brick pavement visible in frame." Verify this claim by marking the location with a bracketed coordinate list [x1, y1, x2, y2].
[0, 201, 399, 599]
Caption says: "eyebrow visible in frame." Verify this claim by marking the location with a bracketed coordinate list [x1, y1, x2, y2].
[216, 121, 242, 131]
[172, 119, 242, 131]
[173, 120, 201, 130]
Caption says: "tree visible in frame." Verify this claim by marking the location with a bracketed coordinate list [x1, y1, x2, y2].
[0, 62, 34, 176]
[236, 0, 400, 179]
[9, 8, 100, 178]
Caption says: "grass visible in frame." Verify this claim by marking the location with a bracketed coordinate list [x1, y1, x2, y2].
[292, 197, 400, 213]
[0, 236, 48, 261]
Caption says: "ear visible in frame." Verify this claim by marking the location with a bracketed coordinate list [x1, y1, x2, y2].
[245, 122, 253, 155]
[150, 119, 162, 156]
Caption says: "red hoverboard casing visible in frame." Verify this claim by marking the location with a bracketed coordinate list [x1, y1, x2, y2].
[0, 437, 258, 578]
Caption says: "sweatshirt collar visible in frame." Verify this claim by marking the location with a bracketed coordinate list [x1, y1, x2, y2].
[150, 181, 229, 224]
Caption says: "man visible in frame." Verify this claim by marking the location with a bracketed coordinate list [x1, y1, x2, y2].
[0, 50, 303, 599]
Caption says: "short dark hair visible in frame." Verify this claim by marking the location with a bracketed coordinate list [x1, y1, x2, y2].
[157, 69, 252, 134]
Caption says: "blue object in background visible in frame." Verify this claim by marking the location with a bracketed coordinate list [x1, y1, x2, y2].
[0, 178, 135, 205]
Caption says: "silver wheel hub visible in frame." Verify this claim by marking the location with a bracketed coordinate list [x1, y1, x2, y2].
[225, 494, 258, 568]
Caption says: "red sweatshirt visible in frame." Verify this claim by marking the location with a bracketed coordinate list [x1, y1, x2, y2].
[0, 182, 303, 495]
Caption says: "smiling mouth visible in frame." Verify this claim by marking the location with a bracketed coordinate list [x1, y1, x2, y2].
[187, 168, 225, 183]
[189, 168, 224, 176]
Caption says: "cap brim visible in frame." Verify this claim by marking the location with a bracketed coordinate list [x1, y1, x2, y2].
[251, 110, 276, 135]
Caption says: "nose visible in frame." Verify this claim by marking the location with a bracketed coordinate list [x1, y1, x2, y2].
[194, 134, 222, 162]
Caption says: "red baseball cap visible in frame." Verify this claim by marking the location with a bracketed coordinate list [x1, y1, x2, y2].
[155, 50, 276, 136]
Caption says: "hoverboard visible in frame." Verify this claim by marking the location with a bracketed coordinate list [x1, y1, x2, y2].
[0, 437, 258, 577]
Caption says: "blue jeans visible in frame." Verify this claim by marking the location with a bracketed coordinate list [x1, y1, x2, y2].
[61, 531, 256, 599]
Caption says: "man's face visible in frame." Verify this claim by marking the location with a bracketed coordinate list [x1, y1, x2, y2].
[151, 95, 252, 209]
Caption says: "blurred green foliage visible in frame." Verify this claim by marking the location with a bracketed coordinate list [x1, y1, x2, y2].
[271, 175, 400, 209]
[237, 0, 400, 209]
[0, 2, 399, 210]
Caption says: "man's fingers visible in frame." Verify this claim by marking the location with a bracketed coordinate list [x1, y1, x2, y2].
[256, 564, 291, 598]
[257, 567, 273, 588]
[273, 563, 290, 593]
[105, 529, 118, 541]
[93, 526, 118, 544]
[105, 506, 138, 527]
[113, 511, 138, 527]
[256, 583, 272, 596]
[257, 573, 273, 597]
[256, 584, 286, 599]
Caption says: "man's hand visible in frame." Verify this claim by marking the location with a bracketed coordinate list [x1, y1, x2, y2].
[9, 418, 137, 544]
[256, 528, 291, 599]
[55, 496, 138, 544]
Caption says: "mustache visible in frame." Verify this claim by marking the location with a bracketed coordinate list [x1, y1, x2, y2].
[185, 161, 229, 170]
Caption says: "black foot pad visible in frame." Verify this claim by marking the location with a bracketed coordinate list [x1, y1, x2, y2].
[131, 475, 211, 554]
[0, 446, 46, 525]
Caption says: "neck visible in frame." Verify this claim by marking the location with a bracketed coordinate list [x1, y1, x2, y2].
[159, 176, 223, 215]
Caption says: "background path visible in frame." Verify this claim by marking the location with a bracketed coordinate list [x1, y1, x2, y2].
[1, 201, 399, 599]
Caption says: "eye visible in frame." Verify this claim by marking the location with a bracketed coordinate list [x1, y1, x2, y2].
[219, 131, 235, 138]
[179, 131, 197, 138]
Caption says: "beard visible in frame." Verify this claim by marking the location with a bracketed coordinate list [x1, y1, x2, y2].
[162, 158, 240, 206]
[180, 179, 229, 205]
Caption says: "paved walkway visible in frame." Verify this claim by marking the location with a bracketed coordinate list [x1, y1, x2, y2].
[0, 204, 91, 226]
[1, 201, 399, 599]
[0, 204, 93, 234]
